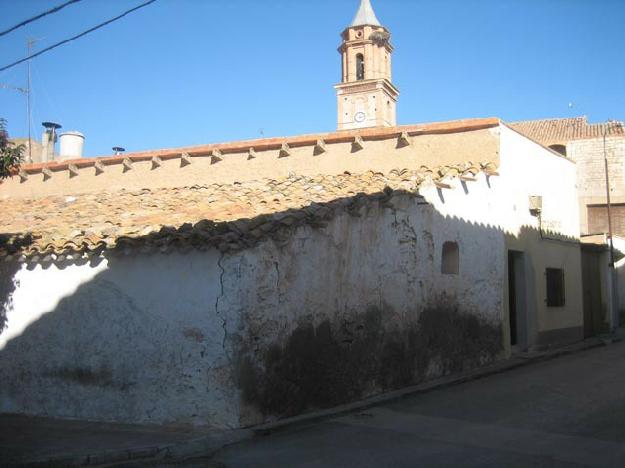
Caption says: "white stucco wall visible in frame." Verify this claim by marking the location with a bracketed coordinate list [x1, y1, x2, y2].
[227, 183, 507, 424]
[500, 125, 580, 239]
[228, 179, 507, 336]
[499, 124, 584, 346]
[0, 252, 239, 428]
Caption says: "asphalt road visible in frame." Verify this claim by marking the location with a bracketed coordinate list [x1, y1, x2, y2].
[211, 341, 625, 467]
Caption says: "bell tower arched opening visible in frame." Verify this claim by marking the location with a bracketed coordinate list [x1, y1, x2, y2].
[356, 54, 365, 81]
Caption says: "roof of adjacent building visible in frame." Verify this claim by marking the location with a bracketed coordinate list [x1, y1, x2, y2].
[509, 117, 625, 147]
[0, 162, 497, 262]
[351, 0, 382, 27]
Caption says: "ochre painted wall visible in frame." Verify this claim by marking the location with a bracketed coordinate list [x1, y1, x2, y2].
[0, 128, 499, 199]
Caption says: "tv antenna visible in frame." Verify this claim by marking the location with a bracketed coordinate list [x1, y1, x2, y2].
[25, 38, 43, 162]
[0, 83, 28, 93]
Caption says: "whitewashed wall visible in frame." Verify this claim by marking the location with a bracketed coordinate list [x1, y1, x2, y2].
[499, 125, 581, 239]
[0, 253, 240, 428]
[228, 174, 508, 424]
[499, 124, 584, 346]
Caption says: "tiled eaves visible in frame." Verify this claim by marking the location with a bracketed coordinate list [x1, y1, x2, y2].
[509, 117, 625, 147]
[13, 118, 499, 178]
[0, 162, 499, 264]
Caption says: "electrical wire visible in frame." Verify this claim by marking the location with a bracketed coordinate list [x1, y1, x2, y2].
[0, 0, 158, 73]
[0, 0, 83, 38]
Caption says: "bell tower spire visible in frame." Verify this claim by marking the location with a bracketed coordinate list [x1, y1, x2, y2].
[335, 0, 399, 130]
[351, 0, 381, 27]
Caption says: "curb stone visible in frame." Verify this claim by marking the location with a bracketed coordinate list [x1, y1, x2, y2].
[8, 430, 252, 468]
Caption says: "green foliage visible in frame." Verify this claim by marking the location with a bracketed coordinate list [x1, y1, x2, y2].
[0, 118, 25, 180]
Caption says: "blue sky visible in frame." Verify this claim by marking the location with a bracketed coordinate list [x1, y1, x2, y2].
[0, 0, 623, 156]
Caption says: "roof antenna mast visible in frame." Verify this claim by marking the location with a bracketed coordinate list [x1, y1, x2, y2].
[26, 38, 41, 162]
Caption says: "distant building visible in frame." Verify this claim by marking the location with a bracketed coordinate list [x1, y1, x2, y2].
[10, 138, 43, 164]
[511, 117, 625, 236]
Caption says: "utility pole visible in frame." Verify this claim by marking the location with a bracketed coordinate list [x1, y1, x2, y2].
[603, 120, 620, 332]
[1, 38, 42, 162]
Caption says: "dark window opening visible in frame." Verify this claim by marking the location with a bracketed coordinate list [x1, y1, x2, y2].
[442, 242, 460, 275]
[549, 144, 567, 156]
[546, 268, 565, 307]
[356, 54, 365, 80]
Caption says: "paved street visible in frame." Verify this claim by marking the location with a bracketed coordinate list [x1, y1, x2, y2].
[212, 341, 625, 467]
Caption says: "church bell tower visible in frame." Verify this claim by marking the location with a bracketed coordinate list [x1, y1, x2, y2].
[335, 0, 399, 130]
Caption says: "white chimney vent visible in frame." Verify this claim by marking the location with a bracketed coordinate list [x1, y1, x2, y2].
[59, 131, 85, 160]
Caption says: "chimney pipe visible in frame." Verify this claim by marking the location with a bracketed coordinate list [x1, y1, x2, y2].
[41, 121, 62, 162]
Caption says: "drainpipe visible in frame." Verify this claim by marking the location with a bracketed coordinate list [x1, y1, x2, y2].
[603, 121, 619, 332]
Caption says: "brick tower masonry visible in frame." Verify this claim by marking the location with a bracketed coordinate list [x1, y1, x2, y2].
[335, 0, 400, 130]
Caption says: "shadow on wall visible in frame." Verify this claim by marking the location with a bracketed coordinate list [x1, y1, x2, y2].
[0, 233, 32, 333]
[0, 262, 20, 334]
[0, 250, 236, 427]
[0, 188, 581, 427]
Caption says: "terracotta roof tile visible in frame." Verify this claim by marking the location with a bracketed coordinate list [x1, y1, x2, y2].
[509, 117, 625, 147]
[0, 163, 496, 261]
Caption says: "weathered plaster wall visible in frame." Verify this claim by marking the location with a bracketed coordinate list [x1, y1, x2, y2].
[230, 174, 507, 425]
[0, 128, 498, 199]
[500, 125, 584, 348]
[0, 252, 239, 428]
